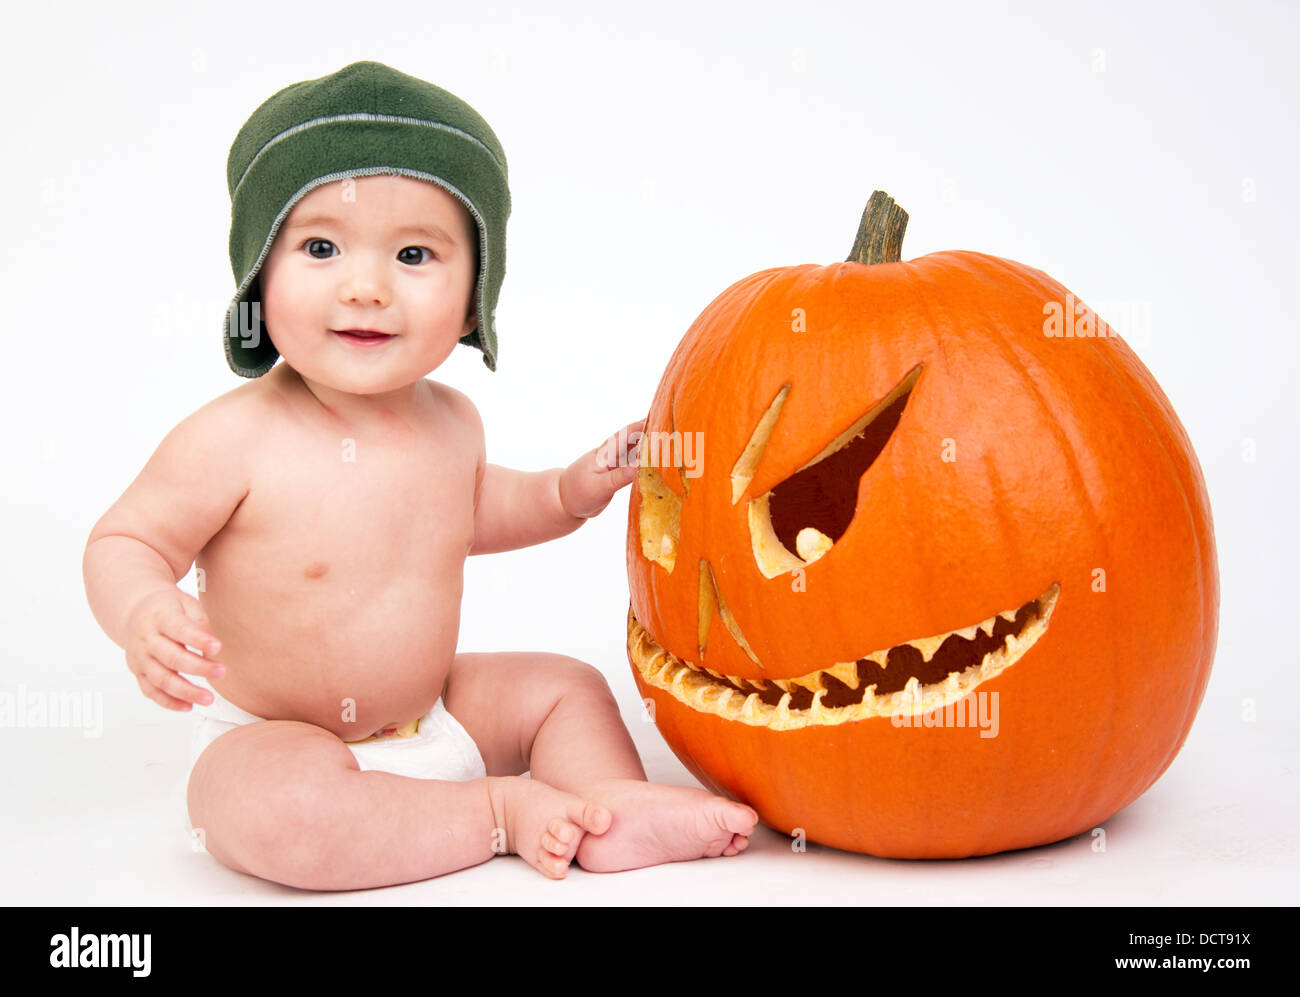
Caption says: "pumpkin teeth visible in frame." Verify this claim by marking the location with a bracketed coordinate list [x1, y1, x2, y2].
[862, 684, 879, 711]
[648, 648, 672, 683]
[670, 666, 690, 697]
[809, 688, 829, 722]
[773, 692, 793, 724]
[628, 582, 1060, 730]
[690, 682, 713, 711]
[795, 672, 826, 694]
[795, 527, 833, 564]
[908, 634, 947, 663]
[824, 661, 861, 690]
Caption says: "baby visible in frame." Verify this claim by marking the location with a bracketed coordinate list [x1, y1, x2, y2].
[82, 61, 757, 890]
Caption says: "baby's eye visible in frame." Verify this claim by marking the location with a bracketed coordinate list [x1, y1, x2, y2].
[304, 238, 336, 259]
[398, 246, 435, 265]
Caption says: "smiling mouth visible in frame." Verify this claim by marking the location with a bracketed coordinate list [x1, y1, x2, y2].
[334, 329, 395, 343]
[628, 582, 1059, 730]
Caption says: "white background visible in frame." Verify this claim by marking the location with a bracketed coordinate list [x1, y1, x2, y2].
[2, 0, 1296, 905]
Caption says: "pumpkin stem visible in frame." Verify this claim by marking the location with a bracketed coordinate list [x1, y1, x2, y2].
[848, 191, 908, 264]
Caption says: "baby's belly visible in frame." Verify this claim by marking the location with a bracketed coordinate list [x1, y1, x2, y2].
[198, 569, 462, 741]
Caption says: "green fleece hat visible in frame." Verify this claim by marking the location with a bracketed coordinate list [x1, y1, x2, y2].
[223, 60, 509, 376]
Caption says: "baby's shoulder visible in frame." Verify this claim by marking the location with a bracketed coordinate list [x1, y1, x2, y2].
[424, 378, 484, 441]
[163, 377, 257, 439]
[154, 377, 278, 477]
[181, 375, 277, 436]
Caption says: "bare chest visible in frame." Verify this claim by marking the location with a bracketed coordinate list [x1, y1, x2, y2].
[199, 392, 477, 613]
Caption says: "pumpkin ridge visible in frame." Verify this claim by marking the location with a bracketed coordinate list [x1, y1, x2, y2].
[936, 254, 1121, 829]
[914, 253, 1112, 580]
[981, 251, 1211, 815]
[894, 255, 972, 623]
[1075, 304, 1215, 798]
[711, 265, 803, 389]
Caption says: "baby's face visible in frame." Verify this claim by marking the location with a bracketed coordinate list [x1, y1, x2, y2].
[258, 174, 478, 394]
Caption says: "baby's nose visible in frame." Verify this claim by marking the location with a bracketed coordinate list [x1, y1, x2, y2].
[339, 259, 391, 306]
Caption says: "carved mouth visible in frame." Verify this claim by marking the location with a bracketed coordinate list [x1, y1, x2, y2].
[629, 582, 1059, 730]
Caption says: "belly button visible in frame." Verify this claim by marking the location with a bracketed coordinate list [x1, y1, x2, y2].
[304, 561, 329, 579]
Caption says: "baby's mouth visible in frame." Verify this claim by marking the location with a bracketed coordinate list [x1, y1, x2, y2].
[334, 329, 396, 344]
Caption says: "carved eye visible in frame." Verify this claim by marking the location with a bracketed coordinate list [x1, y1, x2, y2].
[636, 405, 688, 573]
[737, 364, 922, 578]
[637, 463, 681, 571]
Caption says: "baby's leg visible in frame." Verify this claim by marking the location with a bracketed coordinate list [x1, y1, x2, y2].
[443, 651, 759, 873]
[186, 719, 608, 890]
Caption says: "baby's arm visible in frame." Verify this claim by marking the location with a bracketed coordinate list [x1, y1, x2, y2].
[83, 393, 251, 707]
[452, 389, 643, 555]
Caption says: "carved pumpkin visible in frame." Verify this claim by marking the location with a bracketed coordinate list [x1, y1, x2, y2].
[626, 192, 1219, 858]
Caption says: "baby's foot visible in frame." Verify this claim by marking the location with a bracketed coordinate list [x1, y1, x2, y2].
[573, 778, 759, 873]
[487, 776, 611, 879]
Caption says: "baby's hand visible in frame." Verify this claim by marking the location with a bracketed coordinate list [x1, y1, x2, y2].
[558, 418, 645, 520]
[123, 589, 226, 711]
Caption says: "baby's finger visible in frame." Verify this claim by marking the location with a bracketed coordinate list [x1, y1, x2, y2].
[162, 607, 223, 660]
[136, 672, 193, 712]
[143, 657, 214, 707]
[153, 630, 226, 679]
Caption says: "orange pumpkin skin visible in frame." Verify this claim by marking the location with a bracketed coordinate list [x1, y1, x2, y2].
[626, 235, 1219, 858]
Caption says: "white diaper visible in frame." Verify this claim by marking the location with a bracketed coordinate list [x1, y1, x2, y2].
[186, 677, 487, 786]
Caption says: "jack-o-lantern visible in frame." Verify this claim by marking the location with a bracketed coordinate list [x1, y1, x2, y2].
[626, 192, 1218, 858]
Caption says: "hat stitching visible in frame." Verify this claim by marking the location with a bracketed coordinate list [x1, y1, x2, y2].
[231, 112, 505, 200]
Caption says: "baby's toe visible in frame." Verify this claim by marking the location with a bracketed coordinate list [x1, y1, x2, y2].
[540, 830, 567, 857]
[721, 833, 750, 857]
[543, 818, 576, 854]
[722, 803, 759, 834]
[573, 801, 611, 836]
[537, 848, 571, 879]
